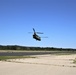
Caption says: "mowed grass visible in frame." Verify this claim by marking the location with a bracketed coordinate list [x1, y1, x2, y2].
[0, 56, 36, 61]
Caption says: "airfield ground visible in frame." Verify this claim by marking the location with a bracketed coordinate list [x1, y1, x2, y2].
[0, 51, 76, 75]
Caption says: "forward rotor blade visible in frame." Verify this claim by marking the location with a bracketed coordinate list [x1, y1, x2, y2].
[41, 37, 48, 38]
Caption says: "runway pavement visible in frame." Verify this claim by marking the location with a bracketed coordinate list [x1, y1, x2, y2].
[0, 51, 51, 56]
[0, 51, 76, 56]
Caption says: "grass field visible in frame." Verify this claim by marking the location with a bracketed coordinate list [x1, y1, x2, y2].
[73, 58, 76, 63]
[0, 56, 36, 61]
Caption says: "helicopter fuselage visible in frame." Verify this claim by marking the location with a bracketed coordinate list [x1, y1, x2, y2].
[33, 33, 41, 41]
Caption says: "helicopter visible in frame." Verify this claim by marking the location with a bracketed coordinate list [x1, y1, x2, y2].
[29, 28, 48, 41]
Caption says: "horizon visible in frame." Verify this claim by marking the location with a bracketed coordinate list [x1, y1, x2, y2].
[0, 44, 76, 49]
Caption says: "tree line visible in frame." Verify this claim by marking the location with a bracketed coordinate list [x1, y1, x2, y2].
[0, 45, 76, 51]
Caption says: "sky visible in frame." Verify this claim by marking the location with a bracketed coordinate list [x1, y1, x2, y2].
[0, 0, 76, 48]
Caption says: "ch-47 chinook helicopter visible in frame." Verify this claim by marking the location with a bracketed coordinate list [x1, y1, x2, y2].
[29, 28, 48, 41]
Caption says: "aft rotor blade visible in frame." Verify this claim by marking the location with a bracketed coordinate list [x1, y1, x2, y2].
[36, 32, 43, 34]
[33, 28, 35, 33]
[28, 32, 33, 33]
